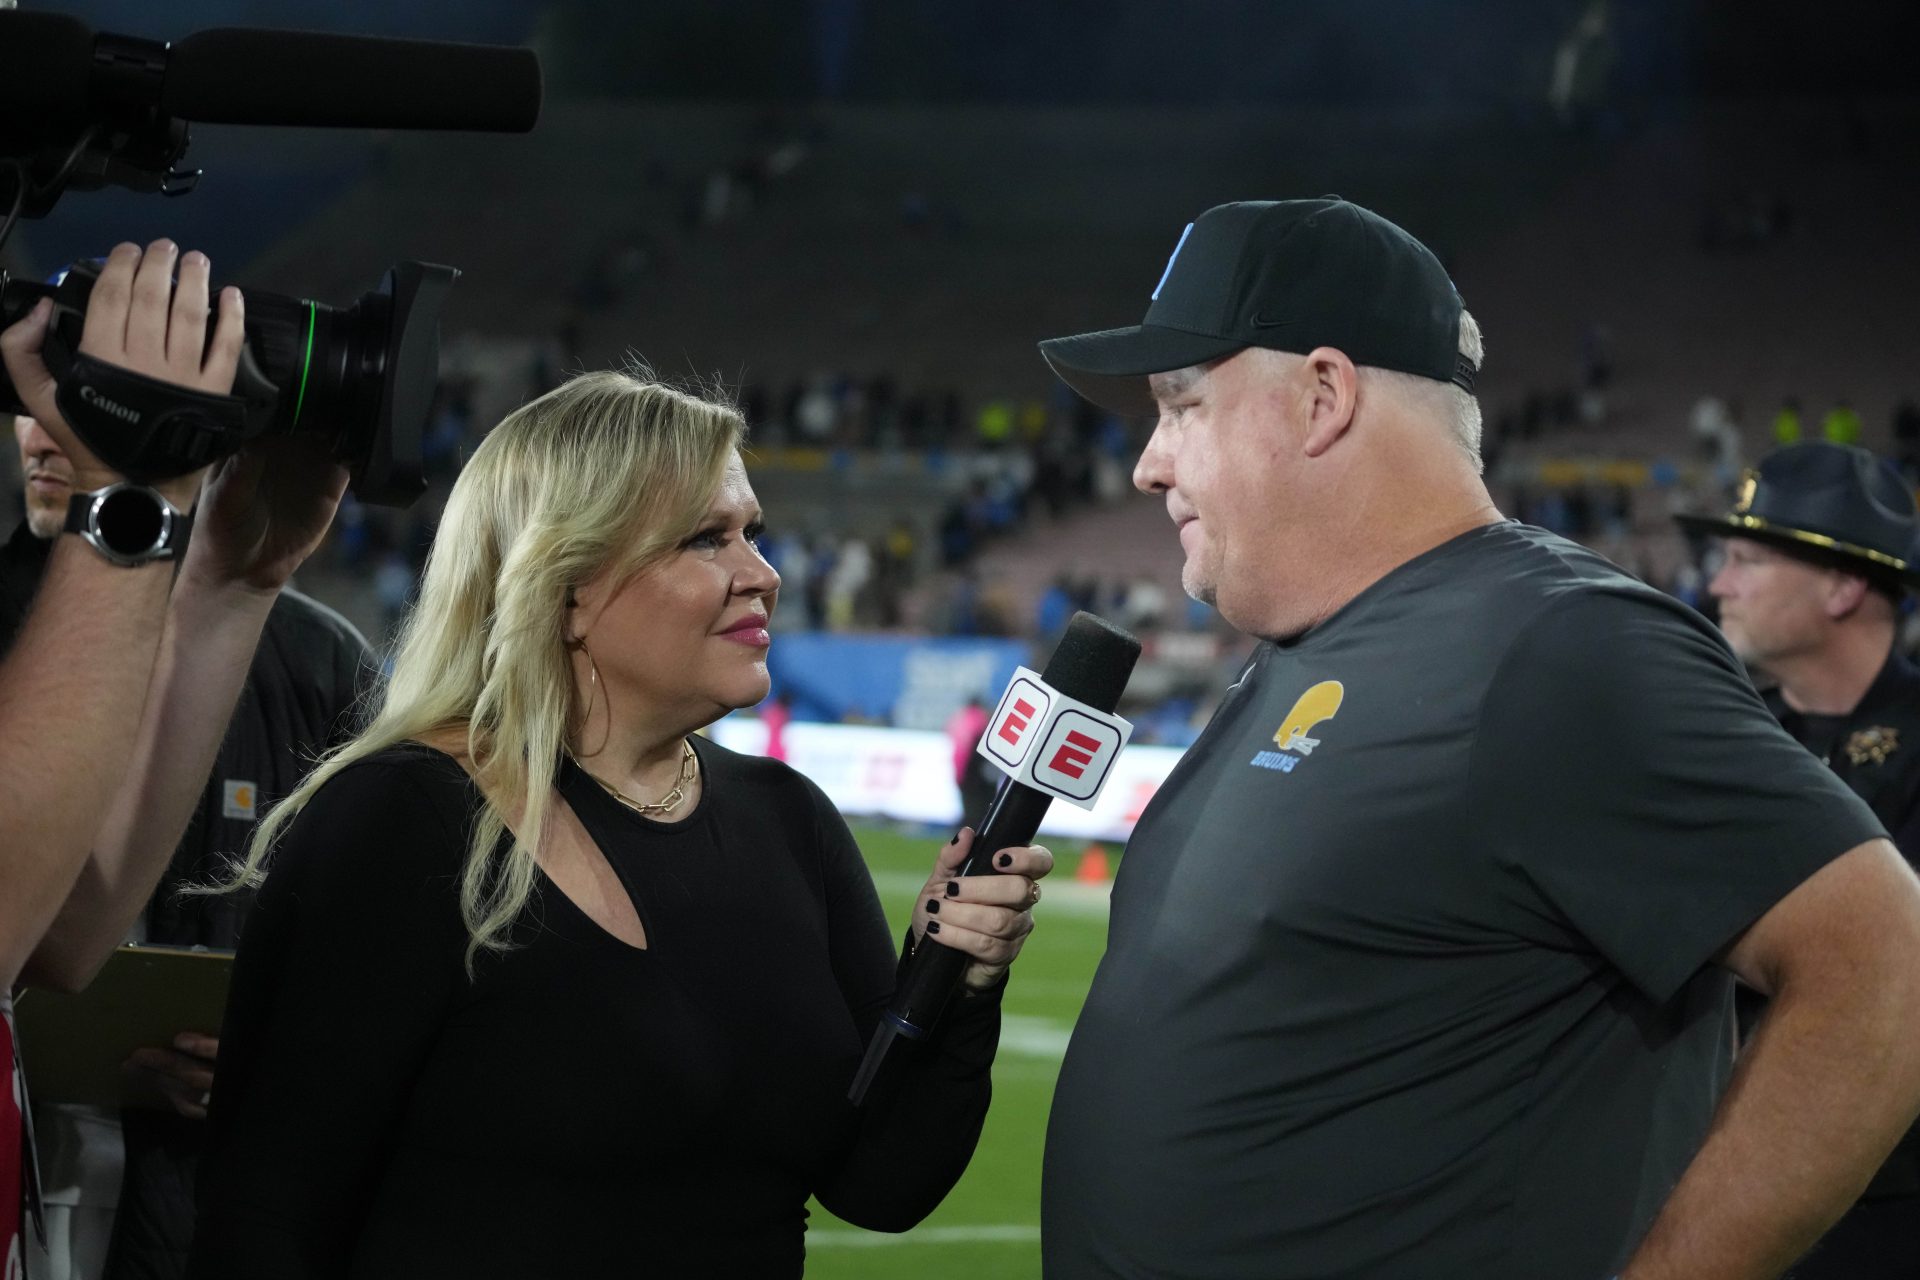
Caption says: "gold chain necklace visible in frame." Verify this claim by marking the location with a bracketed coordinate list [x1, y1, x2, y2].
[574, 740, 698, 817]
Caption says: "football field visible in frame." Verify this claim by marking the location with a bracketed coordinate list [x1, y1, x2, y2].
[806, 823, 1112, 1279]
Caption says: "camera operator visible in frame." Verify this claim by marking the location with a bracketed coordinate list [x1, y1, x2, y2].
[3, 407, 370, 1280]
[0, 240, 351, 1273]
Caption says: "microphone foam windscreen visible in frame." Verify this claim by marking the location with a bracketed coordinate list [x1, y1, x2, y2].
[1039, 612, 1142, 714]
[164, 29, 541, 132]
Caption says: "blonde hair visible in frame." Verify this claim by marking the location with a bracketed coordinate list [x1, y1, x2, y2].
[201, 368, 745, 972]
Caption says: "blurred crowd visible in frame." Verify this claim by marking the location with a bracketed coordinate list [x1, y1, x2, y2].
[296, 340, 1920, 759]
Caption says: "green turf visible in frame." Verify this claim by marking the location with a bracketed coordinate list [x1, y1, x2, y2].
[805, 824, 1111, 1279]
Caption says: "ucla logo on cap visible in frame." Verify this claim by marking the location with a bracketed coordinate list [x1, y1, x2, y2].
[1250, 680, 1344, 774]
[1152, 222, 1194, 301]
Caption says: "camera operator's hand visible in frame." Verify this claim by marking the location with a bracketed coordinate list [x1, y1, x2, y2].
[186, 433, 350, 596]
[0, 240, 244, 511]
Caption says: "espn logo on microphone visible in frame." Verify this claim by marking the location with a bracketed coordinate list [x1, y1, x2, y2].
[982, 674, 1052, 771]
[979, 666, 1134, 810]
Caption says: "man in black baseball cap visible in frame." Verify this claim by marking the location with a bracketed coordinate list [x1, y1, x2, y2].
[1681, 442, 1920, 1280]
[1038, 199, 1920, 1280]
[1039, 195, 1479, 419]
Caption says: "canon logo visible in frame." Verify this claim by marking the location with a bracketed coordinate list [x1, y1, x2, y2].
[79, 385, 142, 424]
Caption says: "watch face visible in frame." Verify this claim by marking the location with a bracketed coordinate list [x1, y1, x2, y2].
[94, 486, 167, 557]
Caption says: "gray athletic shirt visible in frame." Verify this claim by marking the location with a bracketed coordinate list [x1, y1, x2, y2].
[1042, 521, 1881, 1280]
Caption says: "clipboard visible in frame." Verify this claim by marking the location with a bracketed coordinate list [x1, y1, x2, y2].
[13, 944, 234, 1108]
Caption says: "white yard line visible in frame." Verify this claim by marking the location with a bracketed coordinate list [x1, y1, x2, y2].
[999, 1013, 1072, 1060]
[807, 1224, 1042, 1249]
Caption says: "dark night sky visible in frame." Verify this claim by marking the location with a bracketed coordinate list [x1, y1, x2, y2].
[26, 1, 1920, 104]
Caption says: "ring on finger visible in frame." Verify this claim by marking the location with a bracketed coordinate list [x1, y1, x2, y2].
[1028, 880, 1041, 907]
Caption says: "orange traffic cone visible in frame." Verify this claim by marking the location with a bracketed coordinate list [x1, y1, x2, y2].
[1076, 844, 1111, 884]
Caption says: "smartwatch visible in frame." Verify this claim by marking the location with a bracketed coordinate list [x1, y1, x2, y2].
[63, 482, 193, 567]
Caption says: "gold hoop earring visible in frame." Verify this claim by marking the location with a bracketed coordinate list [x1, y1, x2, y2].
[574, 637, 612, 757]
[579, 638, 599, 692]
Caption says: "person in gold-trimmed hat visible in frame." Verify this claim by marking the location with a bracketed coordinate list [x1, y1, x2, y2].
[1680, 440, 1920, 1279]
[1680, 442, 1920, 728]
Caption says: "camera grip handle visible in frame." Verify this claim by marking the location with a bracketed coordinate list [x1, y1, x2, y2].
[54, 352, 249, 484]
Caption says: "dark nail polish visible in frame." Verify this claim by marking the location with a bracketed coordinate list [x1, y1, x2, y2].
[925, 899, 940, 915]
[996, 853, 1013, 869]
[947, 831, 960, 845]
[926, 920, 941, 935]
[944, 881, 960, 898]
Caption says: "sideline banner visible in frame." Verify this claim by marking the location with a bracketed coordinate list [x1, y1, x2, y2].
[766, 634, 1029, 729]
[710, 717, 1181, 841]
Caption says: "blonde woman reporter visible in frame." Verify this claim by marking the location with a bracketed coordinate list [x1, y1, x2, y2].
[187, 371, 1050, 1279]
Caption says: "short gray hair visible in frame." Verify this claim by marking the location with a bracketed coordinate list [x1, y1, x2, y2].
[1356, 309, 1485, 471]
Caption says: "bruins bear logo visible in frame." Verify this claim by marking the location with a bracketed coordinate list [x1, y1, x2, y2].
[1274, 680, 1344, 756]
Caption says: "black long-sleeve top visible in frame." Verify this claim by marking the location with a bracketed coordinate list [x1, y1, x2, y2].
[188, 740, 1000, 1278]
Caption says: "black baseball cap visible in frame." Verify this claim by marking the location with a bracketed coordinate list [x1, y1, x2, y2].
[1038, 197, 1476, 417]
[1676, 441, 1920, 589]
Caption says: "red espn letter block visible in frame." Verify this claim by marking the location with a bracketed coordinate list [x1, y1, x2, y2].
[1047, 729, 1103, 779]
[998, 698, 1037, 746]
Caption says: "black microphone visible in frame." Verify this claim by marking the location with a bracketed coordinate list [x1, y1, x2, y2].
[848, 612, 1141, 1105]
[165, 30, 541, 132]
[0, 14, 541, 135]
